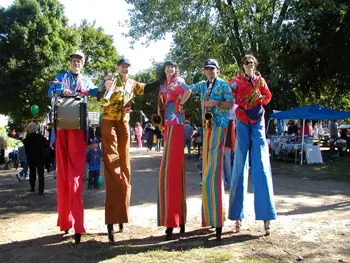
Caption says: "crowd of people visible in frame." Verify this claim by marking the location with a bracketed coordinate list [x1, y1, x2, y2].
[1, 51, 277, 245]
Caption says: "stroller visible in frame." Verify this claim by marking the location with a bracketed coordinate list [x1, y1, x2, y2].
[4, 149, 19, 169]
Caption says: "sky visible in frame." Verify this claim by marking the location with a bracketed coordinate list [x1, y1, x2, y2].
[0, 0, 172, 74]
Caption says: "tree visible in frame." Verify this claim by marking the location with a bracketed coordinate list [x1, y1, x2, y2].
[77, 20, 120, 83]
[0, 0, 79, 131]
[125, 0, 296, 112]
[75, 20, 120, 113]
[278, 0, 350, 109]
[125, 0, 350, 111]
[0, 2, 120, 129]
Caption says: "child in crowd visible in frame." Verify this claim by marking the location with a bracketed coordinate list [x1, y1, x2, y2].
[16, 143, 28, 181]
[86, 139, 102, 189]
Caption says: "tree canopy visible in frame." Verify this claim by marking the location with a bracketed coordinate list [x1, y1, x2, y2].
[125, 0, 350, 112]
[0, 0, 119, 130]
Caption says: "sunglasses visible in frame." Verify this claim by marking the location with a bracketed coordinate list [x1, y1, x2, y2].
[204, 67, 215, 71]
[244, 60, 254, 65]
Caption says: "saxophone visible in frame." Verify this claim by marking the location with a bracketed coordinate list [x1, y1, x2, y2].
[151, 92, 165, 131]
[204, 107, 213, 129]
[203, 85, 213, 129]
[245, 77, 262, 106]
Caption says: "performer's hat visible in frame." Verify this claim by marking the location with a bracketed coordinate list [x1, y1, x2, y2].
[204, 59, 219, 68]
[70, 50, 85, 60]
[117, 58, 131, 66]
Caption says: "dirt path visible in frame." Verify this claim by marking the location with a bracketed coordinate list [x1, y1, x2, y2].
[0, 149, 349, 263]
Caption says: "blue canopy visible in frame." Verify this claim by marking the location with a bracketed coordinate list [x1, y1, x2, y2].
[270, 104, 350, 120]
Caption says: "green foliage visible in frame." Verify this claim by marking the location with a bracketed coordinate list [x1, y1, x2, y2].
[130, 67, 159, 126]
[76, 20, 120, 83]
[279, 0, 350, 110]
[0, 0, 79, 130]
[0, 1, 119, 130]
[126, 0, 350, 112]
[0, 126, 6, 137]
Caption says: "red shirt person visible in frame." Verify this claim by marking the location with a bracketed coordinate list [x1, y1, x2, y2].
[229, 73, 271, 124]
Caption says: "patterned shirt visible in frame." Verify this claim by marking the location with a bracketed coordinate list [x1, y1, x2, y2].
[190, 77, 233, 127]
[160, 77, 190, 125]
[48, 71, 98, 98]
[99, 75, 144, 121]
[229, 74, 271, 124]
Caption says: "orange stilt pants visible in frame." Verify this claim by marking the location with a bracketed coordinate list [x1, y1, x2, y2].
[101, 119, 131, 225]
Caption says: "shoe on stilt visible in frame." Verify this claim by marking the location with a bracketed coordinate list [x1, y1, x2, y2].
[180, 224, 185, 234]
[264, 220, 270, 236]
[119, 223, 123, 233]
[107, 224, 115, 244]
[235, 220, 241, 233]
[165, 227, 173, 240]
[74, 233, 81, 244]
[215, 227, 222, 240]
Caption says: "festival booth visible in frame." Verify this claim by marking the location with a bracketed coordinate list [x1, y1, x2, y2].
[269, 104, 350, 165]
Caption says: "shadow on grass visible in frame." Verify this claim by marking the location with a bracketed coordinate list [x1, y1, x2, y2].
[0, 228, 262, 263]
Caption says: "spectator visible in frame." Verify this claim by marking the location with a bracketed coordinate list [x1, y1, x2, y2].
[340, 129, 347, 140]
[135, 122, 143, 148]
[184, 120, 193, 157]
[192, 124, 203, 155]
[5, 148, 19, 169]
[88, 125, 95, 144]
[95, 124, 101, 141]
[154, 126, 162, 152]
[192, 124, 198, 132]
[86, 139, 102, 190]
[0, 136, 8, 164]
[287, 121, 298, 135]
[16, 143, 29, 181]
[317, 123, 324, 139]
[144, 123, 154, 151]
[299, 121, 312, 137]
[23, 122, 49, 195]
[223, 109, 236, 190]
[330, 120, 339, 139]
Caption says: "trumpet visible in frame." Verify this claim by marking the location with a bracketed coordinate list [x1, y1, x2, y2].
[99, 77, 117, 107]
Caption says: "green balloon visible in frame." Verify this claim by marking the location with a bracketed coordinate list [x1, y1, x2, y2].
[97, 176, 104, 186]
[31, 105, 39, 116]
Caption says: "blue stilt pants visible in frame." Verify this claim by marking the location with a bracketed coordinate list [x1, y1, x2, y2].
[228, 119, 277, 220]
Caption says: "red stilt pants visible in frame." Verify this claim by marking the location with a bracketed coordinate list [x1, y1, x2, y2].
[56, 129, 86, 234]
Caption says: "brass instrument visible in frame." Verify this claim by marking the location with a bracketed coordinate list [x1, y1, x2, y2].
[245, 77, 262, 106]
[204, 107, 213, 129]
[203, 83, 214, 129]
[151, 93, 164, 131]
[100, 77, 117, 107]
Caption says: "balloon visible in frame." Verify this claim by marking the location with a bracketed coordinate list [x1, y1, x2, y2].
[97, 176, 104, 186]
[31, 105, 39, 116]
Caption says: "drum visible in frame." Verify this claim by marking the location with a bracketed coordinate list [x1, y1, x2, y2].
[54, 95, 87, 130]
